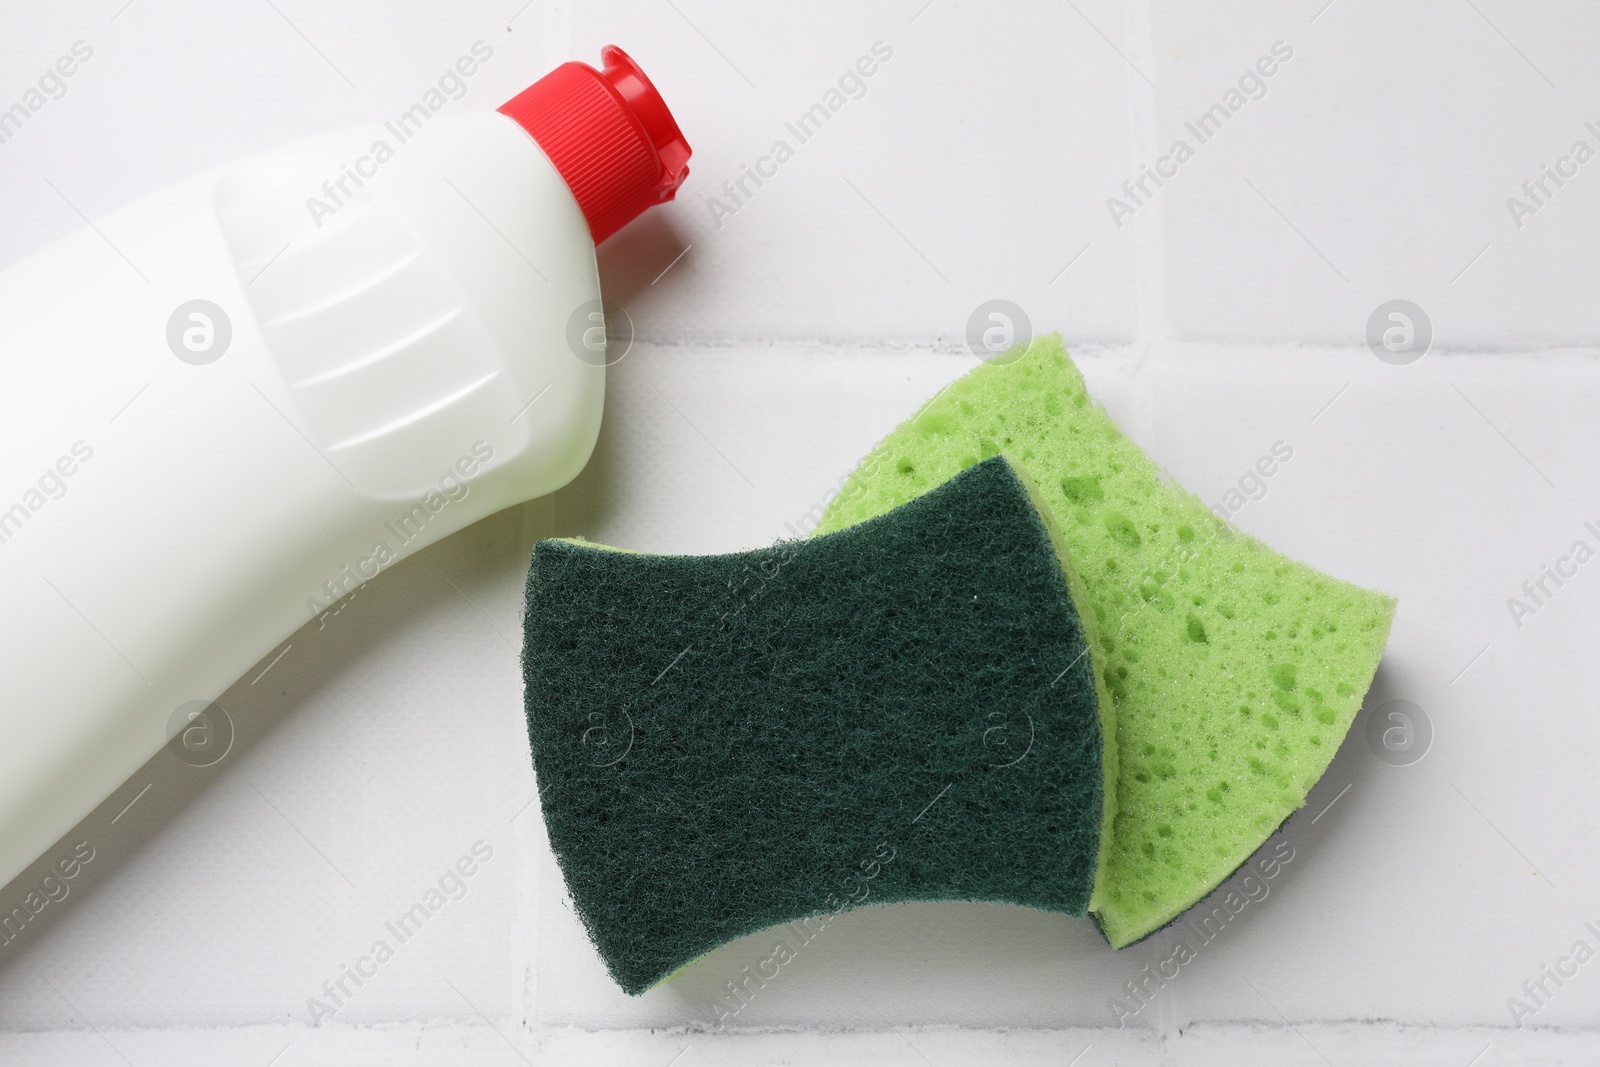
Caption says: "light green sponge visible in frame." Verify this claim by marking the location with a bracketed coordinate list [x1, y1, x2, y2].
[814, 335, 1396, 947]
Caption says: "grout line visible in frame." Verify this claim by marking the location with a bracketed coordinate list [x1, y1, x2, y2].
[843, 976, 939, 1067]
[41, 978, 135, 1066]
[557, 334, 1600, 359]
[1243, 977, 1338, 1066]
[443, 977, 537, 1065]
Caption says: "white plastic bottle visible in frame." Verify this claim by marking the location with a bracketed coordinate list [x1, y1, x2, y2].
[0, 46, 690, 891]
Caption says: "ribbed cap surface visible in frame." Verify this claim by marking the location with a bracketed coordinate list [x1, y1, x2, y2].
[499, 46, 691, 244]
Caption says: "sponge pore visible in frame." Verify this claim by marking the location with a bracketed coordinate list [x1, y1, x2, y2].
[814, 336, 1396, 948]
[522, 456, 1114, 994]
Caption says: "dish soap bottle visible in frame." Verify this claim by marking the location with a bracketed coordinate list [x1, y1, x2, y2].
[0, 45, 689, 890]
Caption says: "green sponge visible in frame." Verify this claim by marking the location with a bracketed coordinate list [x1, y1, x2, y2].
[814, 336, 1396, 947]
[522, 456, 1115, 994]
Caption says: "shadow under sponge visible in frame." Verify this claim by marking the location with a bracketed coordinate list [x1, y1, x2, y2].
[521, 456, 1113, 995]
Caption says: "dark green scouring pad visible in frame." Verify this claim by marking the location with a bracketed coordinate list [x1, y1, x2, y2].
[522, 456, 1116, 995]
[814, 335, 1397, 948]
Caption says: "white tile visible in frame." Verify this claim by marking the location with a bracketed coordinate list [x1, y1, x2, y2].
[575, 0, 1138, 344]
[7, 1020, 1600, 1067]
[4, 0, 1600, 1057]
[1149, 0, 1600, 344]
[7, 339, 1600, 1038]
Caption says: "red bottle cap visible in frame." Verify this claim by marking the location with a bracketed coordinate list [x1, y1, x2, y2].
[499, 46, 692, 244]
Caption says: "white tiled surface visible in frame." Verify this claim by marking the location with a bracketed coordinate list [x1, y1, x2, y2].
[1149, 1, 1600, 345]
[3, 1, 1600, 1064]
